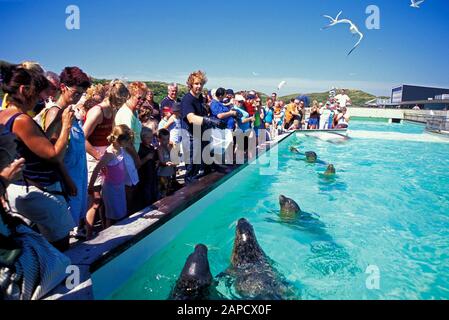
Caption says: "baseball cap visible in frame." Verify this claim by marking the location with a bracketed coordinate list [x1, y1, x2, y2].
[234, 94, 245, 102]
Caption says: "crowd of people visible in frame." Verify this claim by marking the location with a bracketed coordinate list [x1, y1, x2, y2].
[0, 60, 352, 256]
[278, 91, 351, 131]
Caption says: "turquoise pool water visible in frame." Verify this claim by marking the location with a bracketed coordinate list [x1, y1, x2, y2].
[99, 121, 449, 300]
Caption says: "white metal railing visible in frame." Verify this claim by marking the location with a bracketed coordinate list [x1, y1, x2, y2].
[425, 116, 449, 132]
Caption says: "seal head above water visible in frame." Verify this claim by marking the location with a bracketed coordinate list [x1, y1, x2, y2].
[227, 218, 295, 299]
[324, 164, 336, 176]
[170, 244, 213, 300]
[279, 195, 301, 219]
[305, 151, 318, 163]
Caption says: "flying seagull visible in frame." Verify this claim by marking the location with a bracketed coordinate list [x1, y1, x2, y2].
[277, 80, 286, 91]
[410, 0, 425, 8]
[252, 72, 259, 77]
[322, 11, 364, 56]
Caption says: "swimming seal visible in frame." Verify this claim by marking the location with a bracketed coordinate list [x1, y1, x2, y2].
[289, 146, 301, 154]
[279, 195, 301, 220]
[305, 151, 317, 163]
[226, 218, 295, 299]
[170, 244, 213, 300]
[324, 164, 336, 176]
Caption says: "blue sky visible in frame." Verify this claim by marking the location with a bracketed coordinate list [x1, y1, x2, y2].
[1, 0, 448, 96]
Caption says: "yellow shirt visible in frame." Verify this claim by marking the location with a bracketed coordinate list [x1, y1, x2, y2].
[285, 103, 297, 124]
[1, 93, 8, 110]
[1, 94, 36, 116]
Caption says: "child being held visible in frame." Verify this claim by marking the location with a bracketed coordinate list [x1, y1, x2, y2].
[163, 102, 185, 159]
[158, 107, 172, 130]
[163, 103, 186, 189]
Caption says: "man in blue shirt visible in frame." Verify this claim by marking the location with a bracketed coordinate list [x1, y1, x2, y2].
[160, 82, 179, 114]
[210, 87, 237, 129]
[209, 87, 237, 170]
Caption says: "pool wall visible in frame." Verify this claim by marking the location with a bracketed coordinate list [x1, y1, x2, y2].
[347, 107, 404, 121]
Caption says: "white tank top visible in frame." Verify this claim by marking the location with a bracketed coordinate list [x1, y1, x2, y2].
[338, 114, 349, 125]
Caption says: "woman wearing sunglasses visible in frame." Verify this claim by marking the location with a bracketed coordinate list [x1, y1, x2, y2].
[0, 62, 76, 251]
[42, 67, 91, 240]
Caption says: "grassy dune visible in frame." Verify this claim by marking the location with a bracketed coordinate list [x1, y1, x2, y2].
[280, 89, 379, 107]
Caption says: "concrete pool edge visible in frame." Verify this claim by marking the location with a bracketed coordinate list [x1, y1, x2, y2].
[43, 131, 294, 300]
